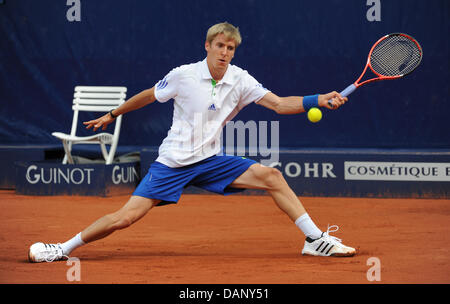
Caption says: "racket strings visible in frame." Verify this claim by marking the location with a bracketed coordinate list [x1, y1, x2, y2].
[372, 40, 415, 75]
[373, 42, 412, 76]
[372, 38, 411, 74]
[370, 34, 422, 77]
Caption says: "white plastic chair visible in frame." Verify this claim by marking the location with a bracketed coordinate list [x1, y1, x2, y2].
[52, 86, 127, 165]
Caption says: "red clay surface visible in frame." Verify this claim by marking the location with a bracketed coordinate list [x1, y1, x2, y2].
[0, 189, 449, 284]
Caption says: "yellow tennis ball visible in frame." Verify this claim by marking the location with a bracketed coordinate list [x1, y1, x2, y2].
[307, 107, 322, 123]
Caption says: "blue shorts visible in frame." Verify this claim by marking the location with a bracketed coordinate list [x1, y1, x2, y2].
[133, 155, 257, 206]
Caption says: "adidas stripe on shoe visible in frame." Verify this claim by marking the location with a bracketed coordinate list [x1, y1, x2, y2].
[28, 242, 67, 263]
[301, 225, 356, 257]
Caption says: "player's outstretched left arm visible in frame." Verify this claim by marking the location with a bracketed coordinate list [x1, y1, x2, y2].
[84, 87, 157, 131]
[257, 91, 347, 114]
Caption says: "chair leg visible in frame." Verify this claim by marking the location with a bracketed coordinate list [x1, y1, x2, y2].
[106, 150, 114, 165]
[106, 141, 119, 165]
[62, 140, 74, 164]
[100, 142, 109, 164]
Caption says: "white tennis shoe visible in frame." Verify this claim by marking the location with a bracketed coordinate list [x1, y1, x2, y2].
[28, 242, 67, 263]
[302, 225, 356, 257]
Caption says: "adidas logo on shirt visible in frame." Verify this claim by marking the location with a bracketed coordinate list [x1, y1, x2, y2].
[208, 103, 216, 111]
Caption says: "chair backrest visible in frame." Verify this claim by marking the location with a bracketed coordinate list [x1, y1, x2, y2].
[69, 86, 127, 137]
[72, 86, 127, 112]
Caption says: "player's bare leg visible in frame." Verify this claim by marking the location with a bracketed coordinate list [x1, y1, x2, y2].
[230, 164, 306, 221]
[28, 196, 160, 262]
[230, 163, 356, 256]
[81, 196, 159, 243]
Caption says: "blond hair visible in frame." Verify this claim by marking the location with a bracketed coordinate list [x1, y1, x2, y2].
[206, 22, 242, 47]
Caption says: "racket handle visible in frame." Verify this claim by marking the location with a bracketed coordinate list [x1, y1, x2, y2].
[327, 84, 357, 108]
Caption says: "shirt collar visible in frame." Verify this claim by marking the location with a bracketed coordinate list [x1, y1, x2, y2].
[201, 58, 234, 85]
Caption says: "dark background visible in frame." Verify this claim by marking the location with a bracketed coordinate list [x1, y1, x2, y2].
[1, 0, 448, 149]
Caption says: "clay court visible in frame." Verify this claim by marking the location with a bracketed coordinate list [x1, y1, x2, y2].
[1, 190, 449, 284]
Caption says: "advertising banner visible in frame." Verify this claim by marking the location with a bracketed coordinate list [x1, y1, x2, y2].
[15, 161, 140, 196]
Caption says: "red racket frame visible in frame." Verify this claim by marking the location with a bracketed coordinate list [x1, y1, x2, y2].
[354, 33, 423, 88]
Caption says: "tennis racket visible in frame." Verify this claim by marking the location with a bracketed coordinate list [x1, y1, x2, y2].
[328, 33, 423, 108]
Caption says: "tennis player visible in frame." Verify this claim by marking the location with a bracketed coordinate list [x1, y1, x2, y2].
[28, 22, 355, 262]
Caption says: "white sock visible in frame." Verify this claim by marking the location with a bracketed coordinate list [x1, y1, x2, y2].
[295, 213, 323, 239]
[60, 232, 85, 256]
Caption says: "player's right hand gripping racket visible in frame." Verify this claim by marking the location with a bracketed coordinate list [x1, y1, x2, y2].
[328, 33, 423, 108]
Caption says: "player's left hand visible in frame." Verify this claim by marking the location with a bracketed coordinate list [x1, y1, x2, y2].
[319, 91, 348, 109]
[83, 113, 114, 131]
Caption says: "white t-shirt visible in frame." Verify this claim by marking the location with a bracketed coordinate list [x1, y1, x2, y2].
[154, 58, 270, 168]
